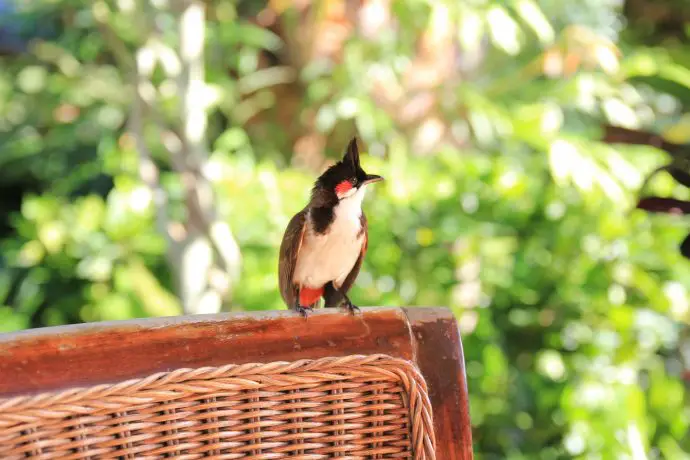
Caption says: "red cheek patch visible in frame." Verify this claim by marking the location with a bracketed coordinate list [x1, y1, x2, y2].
[335, 180, 353, 196]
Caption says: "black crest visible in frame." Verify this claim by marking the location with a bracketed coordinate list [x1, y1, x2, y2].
[344, 137, 360, 172]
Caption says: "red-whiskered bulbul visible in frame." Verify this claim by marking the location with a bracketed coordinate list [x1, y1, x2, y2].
[278, 137, 383, 317]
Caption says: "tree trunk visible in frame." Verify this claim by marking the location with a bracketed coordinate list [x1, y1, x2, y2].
[125, 0, 242, 315]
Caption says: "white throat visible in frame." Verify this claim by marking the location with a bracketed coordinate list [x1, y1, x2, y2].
[336, 186, 366, 221]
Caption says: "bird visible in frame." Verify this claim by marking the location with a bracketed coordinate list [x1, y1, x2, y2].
[278, 137, 384, 317]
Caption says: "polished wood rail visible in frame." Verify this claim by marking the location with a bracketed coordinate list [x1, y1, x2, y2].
[0, 306, 473, 459]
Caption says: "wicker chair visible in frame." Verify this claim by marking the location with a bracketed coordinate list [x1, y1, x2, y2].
[0, 307, 472, 459]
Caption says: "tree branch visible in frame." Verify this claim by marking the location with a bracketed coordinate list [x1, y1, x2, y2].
[130, 57, 173, 251]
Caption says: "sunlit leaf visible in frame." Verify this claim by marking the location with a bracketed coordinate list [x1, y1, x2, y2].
[662, 113, 690, 144]
[548, 139, 577, 186]
[513, 0, 554, 46]
[458, 8, 484, 53]
[16, 66, 47, 94]
[487, 6, 522, 56]
[602, 98, 639, 129]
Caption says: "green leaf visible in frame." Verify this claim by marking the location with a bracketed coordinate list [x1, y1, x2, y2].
[512, 0, 554, 45]
[487, 6, 522, 56]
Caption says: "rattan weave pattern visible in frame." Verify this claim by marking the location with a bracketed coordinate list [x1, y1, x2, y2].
[0, 354, 435, 459]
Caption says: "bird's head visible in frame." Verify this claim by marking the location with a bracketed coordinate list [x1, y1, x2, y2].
[311, 137, 383, 206]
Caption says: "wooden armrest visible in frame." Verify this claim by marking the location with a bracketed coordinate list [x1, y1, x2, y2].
[0, 306, 473, 459]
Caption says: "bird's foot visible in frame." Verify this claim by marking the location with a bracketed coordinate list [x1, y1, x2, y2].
[342, 299, 360, 316]
[293, 305, 312, 318]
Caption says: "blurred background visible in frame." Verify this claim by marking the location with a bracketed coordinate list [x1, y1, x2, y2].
[1, 0, 689, 457]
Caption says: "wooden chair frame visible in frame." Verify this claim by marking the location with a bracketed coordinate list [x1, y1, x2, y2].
[0, 306, 473, 459]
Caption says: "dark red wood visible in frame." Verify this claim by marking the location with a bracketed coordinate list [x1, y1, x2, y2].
[404, 307, 474, 460]
[0, 306, 473, 458]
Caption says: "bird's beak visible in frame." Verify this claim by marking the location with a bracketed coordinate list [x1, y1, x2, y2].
[363, 174, 384, 186]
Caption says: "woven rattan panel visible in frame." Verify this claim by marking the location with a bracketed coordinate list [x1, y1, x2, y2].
[0, 354, 435, 459]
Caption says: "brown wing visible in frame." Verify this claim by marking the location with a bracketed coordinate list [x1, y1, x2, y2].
[278, 209, 307, 308]
[339, 213, 368, 294]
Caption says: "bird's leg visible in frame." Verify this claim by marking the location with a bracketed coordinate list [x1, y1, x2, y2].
[292, 286, 311, 318]
[323, 283, 343, 308]
[323, 282, 343, 309]
[324, 282, 360, 315]
[342, 296, 360, 315]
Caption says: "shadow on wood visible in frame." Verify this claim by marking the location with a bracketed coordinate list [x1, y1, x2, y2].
[0, 306, 473, 459]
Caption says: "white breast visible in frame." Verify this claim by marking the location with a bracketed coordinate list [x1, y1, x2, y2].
[294, 187, 366, 289]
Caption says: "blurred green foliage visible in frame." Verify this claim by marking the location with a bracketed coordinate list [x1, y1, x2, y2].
[1, 0, 690, 458]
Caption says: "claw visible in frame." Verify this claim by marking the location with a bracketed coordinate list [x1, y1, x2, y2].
[292, 302, 312, 318]
[296, 305, 311, 318]
[343, 299, 360, 316]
